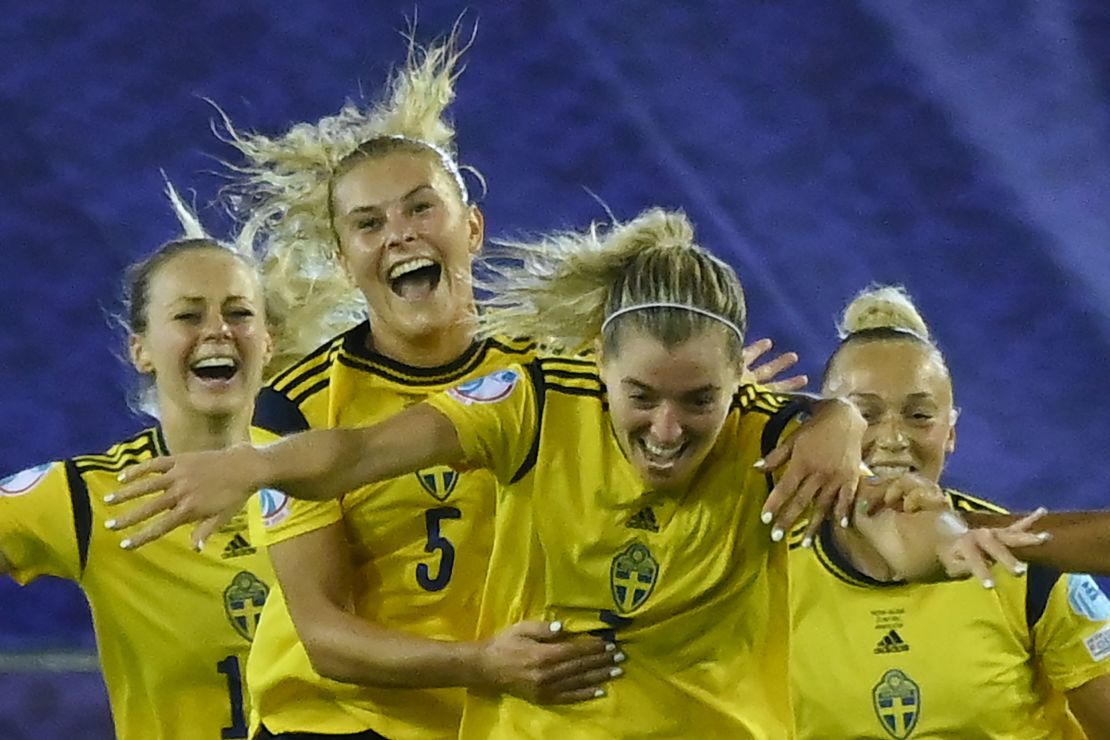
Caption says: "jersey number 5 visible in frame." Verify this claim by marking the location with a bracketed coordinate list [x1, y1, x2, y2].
[416, 506, 462, 592]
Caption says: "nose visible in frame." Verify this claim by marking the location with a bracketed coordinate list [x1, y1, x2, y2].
[648, 403, 683, 445]
[872, 417, 909, 450]
[201, 311, 232, 339]
[384, 213, 418, 249]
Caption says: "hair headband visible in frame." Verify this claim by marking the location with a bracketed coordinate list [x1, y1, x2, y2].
[601, 302, 744, 342]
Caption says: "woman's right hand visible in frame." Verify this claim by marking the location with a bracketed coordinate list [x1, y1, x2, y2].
[478, 621, 626, 704]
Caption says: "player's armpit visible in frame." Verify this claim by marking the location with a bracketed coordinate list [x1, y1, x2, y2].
[1066, 673, 1110, 738]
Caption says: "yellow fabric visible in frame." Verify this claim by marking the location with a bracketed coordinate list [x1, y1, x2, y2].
[0, 428, 273, 740]
[425, 356, 799, 739]
[789, 492, 1110, 739]
[244, 326, 536, 738]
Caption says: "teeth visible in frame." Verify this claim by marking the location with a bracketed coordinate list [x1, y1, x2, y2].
[193, 357, 236, 369]
[643, 440, 682, 459]
[389, 258, 435, 280]
[870, 464, 911, 477]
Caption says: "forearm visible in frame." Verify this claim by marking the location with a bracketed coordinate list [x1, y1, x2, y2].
[297, 608, 486, 688]
[250, 404, 464, 502]
[965, 510, 1110, 575]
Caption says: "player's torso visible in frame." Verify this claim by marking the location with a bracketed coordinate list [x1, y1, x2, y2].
[78, 436, 273, 740]
[249, 333, 534, 738]
[789, 537, 1075, 740]
[465, 371, 795, 739]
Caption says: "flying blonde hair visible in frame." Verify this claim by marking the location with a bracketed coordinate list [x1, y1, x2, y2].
[478, 208, 747, 356]
[216, 23, 473, 370]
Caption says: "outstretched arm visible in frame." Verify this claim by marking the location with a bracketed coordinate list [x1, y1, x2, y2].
[106, 403, 463, 548]
[1068, 675, 1110, 738]
[964, 510, 1110, 576]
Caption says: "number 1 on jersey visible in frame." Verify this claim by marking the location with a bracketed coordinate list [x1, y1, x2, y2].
[417, 506, 462, 592]
[216, 654, 248, 739]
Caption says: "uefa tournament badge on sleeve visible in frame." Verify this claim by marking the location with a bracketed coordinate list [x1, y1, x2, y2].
[447, 369, 519, 406]
[0, 463, 53, 497]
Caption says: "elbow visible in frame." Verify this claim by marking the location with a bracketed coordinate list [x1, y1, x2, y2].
[299, 628, 358, 684]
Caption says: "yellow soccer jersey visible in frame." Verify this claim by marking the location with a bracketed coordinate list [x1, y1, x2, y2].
[789, 491, 1110, 740]
[244, 323, 537, 739]
[0, 427, 273, 740]
[424, 356, 807, 740]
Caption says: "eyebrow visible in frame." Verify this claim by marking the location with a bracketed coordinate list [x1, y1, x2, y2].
[622, 379, 719, 395]
[169, 295, 253, 305]
[849, 392, 936, 402]
[344, 184, 434, 217]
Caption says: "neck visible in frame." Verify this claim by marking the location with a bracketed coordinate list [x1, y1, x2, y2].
[367, 319, 477, 368]
[157, 404, 253, 454]
[830, 523, 897, 581]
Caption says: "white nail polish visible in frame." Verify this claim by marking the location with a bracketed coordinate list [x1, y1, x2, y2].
[802, 536, 813, 549]
[771, 527, 784, 542]
[840, 516, 850, 528]
[614, 652, 626, 663]
[1014, 563, 1028, 575]
[610, 667, 623, 677]
[982, 579, 994, 589]
[104, 519, 116, 530]
[549, 621, 562, 633]
[103, 494, 116, 503]
[593, 688, 606, 698]
[120, 539, 132, 550]
[761, 511, 773, 524]
[605, 642, 616, 652]
[753, 459, 766, 470]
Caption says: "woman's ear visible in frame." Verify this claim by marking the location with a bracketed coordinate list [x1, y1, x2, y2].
[129, 334, 155, 374]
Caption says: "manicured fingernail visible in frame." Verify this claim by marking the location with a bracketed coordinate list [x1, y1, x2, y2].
[761, 511, 773, 524]
[771, 527, 784, 542]
[859, 463, 874, 476]
[866, 476, 881, 483]
[1014, 562, 1027, 575]
[116, 472, 125, 482]
[120, 539, 133, 550]
[195, 539, 206, 552]
[614, 652, 626, 663]
[752, 459, 766, 470]
[103, 494, 115, 503]
[982, 579, 994, 589]
[1034, 506, 1048, 516]
[610, 667, 623, 678]
[605, 642, 617, 652]
[840, 516, 850, 528]
[549, 621, 562, 633]
[1038, 532, 1053, 543]
[104, 519, 116, 530]
[802, 536, 813, 549]
[594, 688, 606, 698]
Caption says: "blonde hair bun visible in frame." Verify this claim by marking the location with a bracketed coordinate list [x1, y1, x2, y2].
[838, 285, 930, 341]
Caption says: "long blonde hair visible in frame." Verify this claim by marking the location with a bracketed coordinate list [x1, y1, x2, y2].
[478, 208, 747, 357]
[216, 24, 473, 370]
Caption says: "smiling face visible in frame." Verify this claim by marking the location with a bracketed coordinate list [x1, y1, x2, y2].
[129, 247, 271, 423]
[599, 326, 741, 492]
[823, 339, 956, 483]
[330, 149, 483, 354]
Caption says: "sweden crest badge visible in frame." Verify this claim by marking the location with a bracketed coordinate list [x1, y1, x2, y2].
[872, 668, 920, 739]
[416, 465, 460, 502]
[610, 542, 659, 613]
[224, 571, 269, 641]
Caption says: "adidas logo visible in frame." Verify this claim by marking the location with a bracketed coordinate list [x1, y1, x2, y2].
[626, 507, 660, 533]
[221, 533, 257, 560]
[874, 629, 910, 654]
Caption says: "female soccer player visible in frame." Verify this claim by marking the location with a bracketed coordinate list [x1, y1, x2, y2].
[175, 30, 631, 740]
[106, 209, 1032, 738]
[789, 285, 1110, 738]
[0, 192, 275, 739]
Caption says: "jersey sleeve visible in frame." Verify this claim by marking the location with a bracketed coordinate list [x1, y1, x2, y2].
[1033, 572, 1110, 691]
[423, 364, 539, 485]
[0, 461, 84, 583]
[249, 386, 344, 546]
